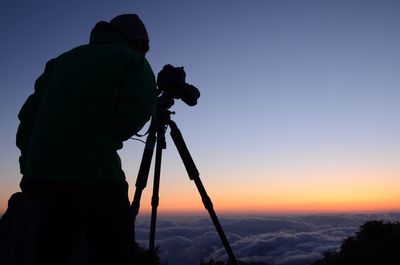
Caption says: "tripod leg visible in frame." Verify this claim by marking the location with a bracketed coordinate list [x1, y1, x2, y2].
[169, 121, 239, 265]
[131, 125, 157, 236]
[149, 127, 166, 254]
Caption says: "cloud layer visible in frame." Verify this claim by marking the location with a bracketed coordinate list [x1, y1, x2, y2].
[135, 213, 400, 265]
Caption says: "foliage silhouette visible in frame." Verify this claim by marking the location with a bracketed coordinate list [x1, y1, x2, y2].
[134, 244, 161, 265]
[311, 220, 400, 265]
[199, 258, 271, 265]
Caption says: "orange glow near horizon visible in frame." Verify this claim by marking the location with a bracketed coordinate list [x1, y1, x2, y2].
[130, 167, 400, 216]
[1, 189, 399, 216]
[132, 181, 400, 216]
[135, 196, 400, 216]
[1, 169, 399, 216]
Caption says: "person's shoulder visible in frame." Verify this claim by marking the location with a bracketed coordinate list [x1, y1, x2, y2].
[56, 44, 90, 59]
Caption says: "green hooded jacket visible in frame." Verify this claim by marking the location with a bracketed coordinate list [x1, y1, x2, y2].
[16, 22, 157, 182]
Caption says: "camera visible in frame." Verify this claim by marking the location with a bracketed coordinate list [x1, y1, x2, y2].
[156, 64, 200, 107]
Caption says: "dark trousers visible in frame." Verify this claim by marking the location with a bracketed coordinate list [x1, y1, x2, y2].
[21, 178, 134, 265]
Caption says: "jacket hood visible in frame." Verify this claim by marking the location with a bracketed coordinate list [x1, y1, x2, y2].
[89, 21, 129, 46]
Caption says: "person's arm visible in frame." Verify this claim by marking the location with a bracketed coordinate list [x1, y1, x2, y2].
[16, 60, 54, 174]
[113, 57, 157, 142]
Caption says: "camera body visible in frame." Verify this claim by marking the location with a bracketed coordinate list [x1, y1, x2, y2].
[156, 64, 200, 107]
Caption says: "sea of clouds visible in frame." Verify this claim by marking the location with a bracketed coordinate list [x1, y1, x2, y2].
[135, 212, 400, 265]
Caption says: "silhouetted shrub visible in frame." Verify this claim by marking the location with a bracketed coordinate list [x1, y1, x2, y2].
[312, 220, 400, 265]
[134, 244, 161, 265]
[199, 258, 271, 265]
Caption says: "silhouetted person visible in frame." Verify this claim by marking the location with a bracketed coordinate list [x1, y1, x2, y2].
[16, 14, 156, 265]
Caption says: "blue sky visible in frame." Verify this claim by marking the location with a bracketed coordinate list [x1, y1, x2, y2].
[1, 1, 400, 214]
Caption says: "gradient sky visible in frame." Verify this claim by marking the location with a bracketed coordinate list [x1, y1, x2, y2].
[1, 0, 399, 215]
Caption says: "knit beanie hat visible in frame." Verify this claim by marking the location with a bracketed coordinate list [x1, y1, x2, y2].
[110, 14, 149, 41]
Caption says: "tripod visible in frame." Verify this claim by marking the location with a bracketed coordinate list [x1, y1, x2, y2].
[131, 106, 239, 265]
